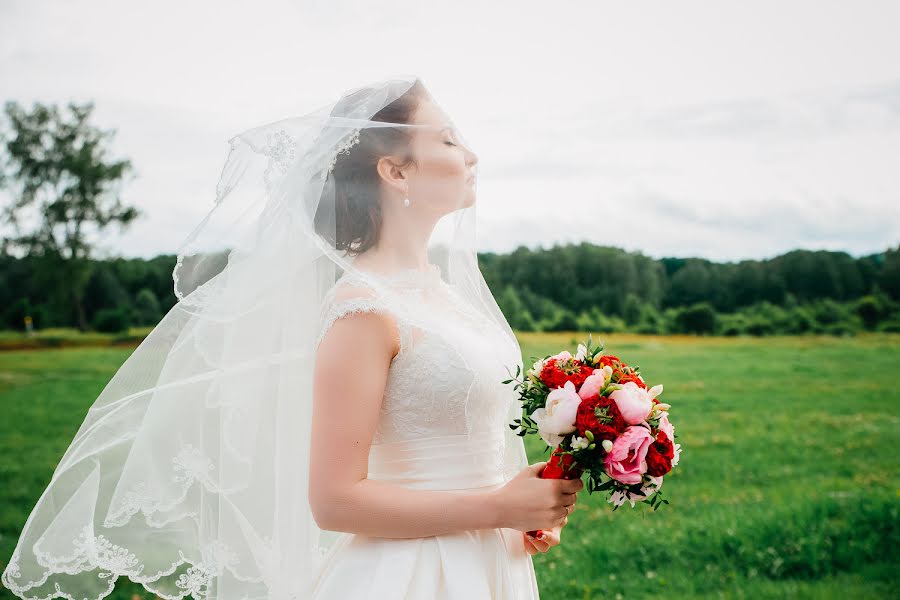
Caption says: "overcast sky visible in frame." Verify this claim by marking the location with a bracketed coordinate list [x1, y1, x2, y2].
[1, 0, 898, 263]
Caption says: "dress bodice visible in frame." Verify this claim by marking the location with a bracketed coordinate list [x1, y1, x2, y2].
[315, 264, 525, 490]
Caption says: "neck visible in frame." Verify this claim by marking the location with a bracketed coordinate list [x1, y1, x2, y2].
[360, 202, 441, 271]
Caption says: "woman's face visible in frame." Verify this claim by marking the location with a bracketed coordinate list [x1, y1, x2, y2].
[407, 98, 478, 213]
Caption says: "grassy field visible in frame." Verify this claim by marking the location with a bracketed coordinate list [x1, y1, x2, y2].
[0, 333, 898, 599]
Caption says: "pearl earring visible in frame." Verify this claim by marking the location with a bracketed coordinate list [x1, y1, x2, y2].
[403, 196, 410, 207]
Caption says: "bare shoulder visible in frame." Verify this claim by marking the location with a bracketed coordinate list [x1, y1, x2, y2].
[317, 279, 401, 361]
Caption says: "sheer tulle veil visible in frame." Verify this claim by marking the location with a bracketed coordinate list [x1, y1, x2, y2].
[1, 75, 529, 600]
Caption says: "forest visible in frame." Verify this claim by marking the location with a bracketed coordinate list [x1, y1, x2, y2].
[3, 241, 898, 337]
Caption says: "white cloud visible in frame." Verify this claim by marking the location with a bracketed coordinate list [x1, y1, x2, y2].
[1, 0, 898, 262]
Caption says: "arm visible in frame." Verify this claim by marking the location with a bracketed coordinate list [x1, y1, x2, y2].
[309, 299, 504, 538]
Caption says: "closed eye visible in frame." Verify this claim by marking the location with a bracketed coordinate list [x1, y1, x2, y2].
[444, 141, 456, 147]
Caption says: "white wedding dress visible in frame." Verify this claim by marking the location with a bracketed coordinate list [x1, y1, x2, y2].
[309, 264, 540, 600]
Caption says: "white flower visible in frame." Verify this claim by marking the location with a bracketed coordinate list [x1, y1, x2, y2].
[527, 357, 546, 383]
[607, 475, 664, 508]
[575, 343, 588, 362]
[570, 435, 590, 450]
[530, 380, 582, 448]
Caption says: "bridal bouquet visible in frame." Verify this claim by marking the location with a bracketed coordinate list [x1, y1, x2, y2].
[503, 335, 681, 537]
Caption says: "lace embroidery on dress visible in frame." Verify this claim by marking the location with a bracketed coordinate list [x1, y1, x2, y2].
[315, 296, 411, 353]
[314, 267, 524, 451]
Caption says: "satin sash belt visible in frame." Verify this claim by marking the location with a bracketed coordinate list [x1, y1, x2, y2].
[367, 430, 506, 490]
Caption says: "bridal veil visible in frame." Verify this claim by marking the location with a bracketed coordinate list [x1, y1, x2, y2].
[1, 76, 528, 600]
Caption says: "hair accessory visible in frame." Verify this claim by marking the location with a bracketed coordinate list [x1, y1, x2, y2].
[326, 128, 362, 174]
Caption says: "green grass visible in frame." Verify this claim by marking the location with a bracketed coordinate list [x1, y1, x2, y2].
[517, 332, 900, 599]
[0, 333, 898, 599]
[0, 327, 153, 350]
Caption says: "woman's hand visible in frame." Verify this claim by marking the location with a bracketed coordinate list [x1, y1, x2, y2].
[490, 461, 583, 533]
[523, 515, 568, 555]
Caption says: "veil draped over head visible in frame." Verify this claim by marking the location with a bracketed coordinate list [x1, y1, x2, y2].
[1, 76, 527, 600]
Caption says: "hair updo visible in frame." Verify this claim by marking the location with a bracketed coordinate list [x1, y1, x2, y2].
[314, 79, 430, 256]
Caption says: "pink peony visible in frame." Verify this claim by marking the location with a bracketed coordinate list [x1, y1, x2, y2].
[603, 425, 653, 484]
[609, 381, 653, 425]
[577, 366, 611, 400]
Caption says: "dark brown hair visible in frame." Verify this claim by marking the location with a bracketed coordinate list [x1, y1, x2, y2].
[314, 80, 430, 256]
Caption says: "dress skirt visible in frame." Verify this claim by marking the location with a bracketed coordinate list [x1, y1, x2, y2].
[309, 434, 540, 599]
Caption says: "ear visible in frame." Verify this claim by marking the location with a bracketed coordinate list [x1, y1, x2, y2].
[375, 155, 409, 195]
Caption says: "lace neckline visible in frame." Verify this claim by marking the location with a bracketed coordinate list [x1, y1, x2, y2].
[345, 262, 443, 289]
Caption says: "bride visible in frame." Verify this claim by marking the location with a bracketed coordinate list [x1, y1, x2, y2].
[1, 76, 581, 600]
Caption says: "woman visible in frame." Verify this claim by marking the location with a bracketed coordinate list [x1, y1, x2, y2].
[308, 80, 582, 598]
[1, 76, 580, 600]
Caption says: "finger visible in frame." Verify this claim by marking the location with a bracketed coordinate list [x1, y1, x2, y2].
[541, 529, 560, 548]
[523, 534, 540, 555]
[530, 533, 551, 552]
[559, 491, 577, 505]
[564, 478, 584, 493]
[531, 461, 548, 475]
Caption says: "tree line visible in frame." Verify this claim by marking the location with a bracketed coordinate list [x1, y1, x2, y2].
[483, 242, 900, 336]
[3, 242, 898, 336]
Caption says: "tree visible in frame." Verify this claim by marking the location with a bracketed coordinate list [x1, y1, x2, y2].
[133, 288, 163, 326]
[673, 302, 718, 335]
[880, 245, 900, 301]
[0, 100, 139, 330]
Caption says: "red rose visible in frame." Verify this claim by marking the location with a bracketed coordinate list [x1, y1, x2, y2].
[595, 354, 621, 369]
[575, 395, 628, 439]
[605, 401, 628, 433]
[645, 431, 674, 476]
[539, 358, 595, 390]
[541, 446, 582, 479]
